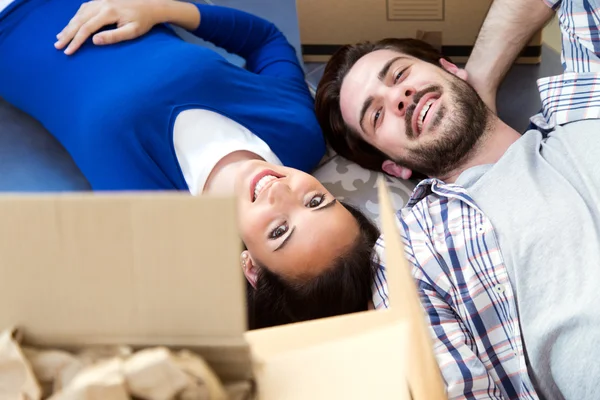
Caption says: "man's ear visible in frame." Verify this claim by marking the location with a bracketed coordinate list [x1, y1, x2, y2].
[241, 250, 259, 289]
[382, 160, 412, 180]
[439, 58, 468, 81]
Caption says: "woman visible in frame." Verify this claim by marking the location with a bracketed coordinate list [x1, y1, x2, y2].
[0, 0, 380, 328]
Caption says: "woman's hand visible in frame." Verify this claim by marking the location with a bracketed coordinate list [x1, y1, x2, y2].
[55, 0, 167, 55]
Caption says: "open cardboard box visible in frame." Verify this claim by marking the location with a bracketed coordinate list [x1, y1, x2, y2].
[0, 179, 446, 399]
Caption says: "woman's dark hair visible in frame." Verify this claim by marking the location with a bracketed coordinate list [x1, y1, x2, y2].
[314, 38, 451, 174]
[246, 202, 380, 330]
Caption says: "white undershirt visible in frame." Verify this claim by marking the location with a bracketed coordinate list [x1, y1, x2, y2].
[0, 0, 15, 13]
[172, 109, 282, 194]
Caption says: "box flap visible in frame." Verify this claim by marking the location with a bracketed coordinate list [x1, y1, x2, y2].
[0, 192, 251, 381]
[377, 177, 446, 399]
[246, 310, 411, 399]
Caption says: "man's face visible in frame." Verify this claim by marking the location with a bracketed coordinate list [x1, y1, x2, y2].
[339, 49, 489, 178]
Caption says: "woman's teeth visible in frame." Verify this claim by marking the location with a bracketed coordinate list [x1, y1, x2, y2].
[253, 175, 277, 201]
[417, 98, 435, 132]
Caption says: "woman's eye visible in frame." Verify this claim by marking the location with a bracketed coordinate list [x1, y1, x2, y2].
[373, 109, 381, 127]
[307, 194, 326, 208]
[270, 223, 288, 239]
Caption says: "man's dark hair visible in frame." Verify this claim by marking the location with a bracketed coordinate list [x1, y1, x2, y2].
[315, 38, 451, 173]
[247, 202, 380, 329]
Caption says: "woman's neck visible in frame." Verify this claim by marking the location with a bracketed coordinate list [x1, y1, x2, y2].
[200, 151, 264, 195]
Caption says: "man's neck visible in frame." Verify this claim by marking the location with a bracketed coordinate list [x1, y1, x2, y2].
[200, 151, 264, 195]
[441, 117, 522, 183]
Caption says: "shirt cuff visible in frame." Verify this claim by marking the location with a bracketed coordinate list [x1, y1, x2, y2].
[540, 0, 562, 10]
[536, 72, 600, 127]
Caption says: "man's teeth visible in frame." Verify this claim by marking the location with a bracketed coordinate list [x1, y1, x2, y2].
[417, 99, 435, 132]
[253, 175, 277, 200]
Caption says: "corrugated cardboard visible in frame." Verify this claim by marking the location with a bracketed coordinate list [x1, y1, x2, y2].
[0, 181, 446, 398]
[297, 0, 542, 64]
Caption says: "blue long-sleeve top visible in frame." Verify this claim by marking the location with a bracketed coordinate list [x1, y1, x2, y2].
[0, 0, 325, 190]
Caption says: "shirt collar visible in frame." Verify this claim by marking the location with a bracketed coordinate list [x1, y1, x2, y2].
[405, 177, 482, 211]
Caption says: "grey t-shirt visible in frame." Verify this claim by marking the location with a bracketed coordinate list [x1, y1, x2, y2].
[456, 119, 600, 400]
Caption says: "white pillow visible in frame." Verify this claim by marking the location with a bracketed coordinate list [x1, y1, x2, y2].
[312, 154, 416, 228]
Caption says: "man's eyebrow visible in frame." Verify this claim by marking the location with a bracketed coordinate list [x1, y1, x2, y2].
[359, 96, 374, 134]
[378, 56, 405, 81]
[275, 226, 296, 252]
[359, 56, 406, 133]
[312, 198, 337, 212]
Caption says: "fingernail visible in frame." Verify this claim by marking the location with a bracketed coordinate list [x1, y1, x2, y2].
[56, 33, 62, 39]
[95, 37, 104, 45]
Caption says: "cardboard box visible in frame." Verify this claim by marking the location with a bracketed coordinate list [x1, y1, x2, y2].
[297, 0, 542, 64]
[0, 181, 446, 399]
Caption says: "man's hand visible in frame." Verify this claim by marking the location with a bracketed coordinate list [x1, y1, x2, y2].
[54, 0, 167, 55]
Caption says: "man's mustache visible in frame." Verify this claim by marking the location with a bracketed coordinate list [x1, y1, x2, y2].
[405, 85, 443, 139]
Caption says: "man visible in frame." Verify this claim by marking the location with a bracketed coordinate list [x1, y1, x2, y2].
[315, 0, 600, 399]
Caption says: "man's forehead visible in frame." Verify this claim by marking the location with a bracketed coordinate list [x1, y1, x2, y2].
[349, 49, 413, 79]
[340, 49, 413, 127]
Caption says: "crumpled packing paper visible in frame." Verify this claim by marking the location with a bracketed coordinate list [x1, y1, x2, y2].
[0, 328, 252, 400]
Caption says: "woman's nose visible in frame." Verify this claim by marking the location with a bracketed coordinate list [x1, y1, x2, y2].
[267, 180, 292, 205]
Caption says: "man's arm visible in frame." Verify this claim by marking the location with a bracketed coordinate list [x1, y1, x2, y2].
[465, 0, 556, 112]
[419, 283, 506, 399]
[373, 237, 506, 399]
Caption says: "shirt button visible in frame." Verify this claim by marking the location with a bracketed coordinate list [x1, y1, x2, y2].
[477, 225, 485, 234]
[494, 284, 505, 294]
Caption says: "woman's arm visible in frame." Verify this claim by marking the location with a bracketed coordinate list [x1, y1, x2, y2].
[186, 3, 305, 80]
[56, 0, 305, 81]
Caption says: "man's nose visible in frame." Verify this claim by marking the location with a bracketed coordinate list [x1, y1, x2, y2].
[387, 86, 416, 117]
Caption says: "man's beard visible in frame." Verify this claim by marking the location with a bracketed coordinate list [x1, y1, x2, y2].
[393, 76, 490, 179]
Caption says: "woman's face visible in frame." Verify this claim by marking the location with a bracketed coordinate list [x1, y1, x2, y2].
[235, 160, 359, 283]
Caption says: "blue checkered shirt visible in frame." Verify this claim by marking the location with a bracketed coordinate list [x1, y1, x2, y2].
[372, 0, 600, 398]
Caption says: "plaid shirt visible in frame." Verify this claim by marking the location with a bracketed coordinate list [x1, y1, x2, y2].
[372, 0, 600, 399]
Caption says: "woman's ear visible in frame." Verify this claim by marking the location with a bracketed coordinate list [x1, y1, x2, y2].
[241, 250, 258, 289]
[382, 160, 412, 180]
[439, 58, 468, 81]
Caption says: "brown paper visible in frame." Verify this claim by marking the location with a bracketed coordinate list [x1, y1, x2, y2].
[48, 358, 128, 400]
[4, 333, 242, 400]
[223, 382, 254, 400]
[174, 350, 228, 400]
[75, 346, 132, 367]
[0, 328, 41, 400]
[123, 347, 189, 400]
[22, 347, 83, 397]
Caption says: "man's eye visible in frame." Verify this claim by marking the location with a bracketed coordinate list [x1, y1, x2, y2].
[373, 109, 382, 127]
[270, 223, 288, 239]
[394, 67, 409, 83]
[307, 194, 326, 208]
[394, 71, 403, 83]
